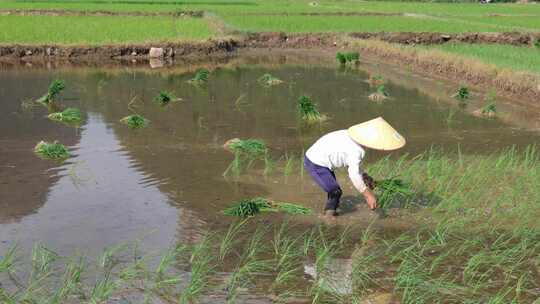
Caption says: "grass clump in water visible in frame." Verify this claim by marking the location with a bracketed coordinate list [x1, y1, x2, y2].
[153, 91, 180, 106]
[188, 68, 209, 85]
[34, 141, 70, 160]
[36, 79, 65, 105]
[258, 73, 284, 86]
[336, 52, 359, 65]
[368, 84, 389, 102]
[452, 86, 470, 102]
[474, 89, 497, 118]
[120, 114, 149, 129]
[298, 95, 325, 122]
[48, 107, 83, 124]
[223, 197, 312, 218]
[225, 138, 267, 157]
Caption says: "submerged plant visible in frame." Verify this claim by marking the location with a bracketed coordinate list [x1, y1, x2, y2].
[36, 79, 65, 105]
[336, 52, 359, 65]
[298, 95, 323, 122]
[120, 114, 149, 129]
[34, 141, 70, 160]
[258, 73, 284, 86]
[223, 197, 312, 218]
[153, 91, 179, 106]
[453, 86, 470, 101]
[188, 68, 209, 84]
[48, 108, 83, 124]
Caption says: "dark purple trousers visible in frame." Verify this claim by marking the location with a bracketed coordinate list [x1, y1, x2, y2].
[304, 155, 343, 211]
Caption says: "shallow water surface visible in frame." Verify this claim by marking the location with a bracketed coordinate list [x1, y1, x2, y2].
[1, 60, 539, 257]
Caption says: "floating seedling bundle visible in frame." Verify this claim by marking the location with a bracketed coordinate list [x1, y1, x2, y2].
[336, 52, 360, 65]
[34, 141, 70, 160]
[48, 107, 83, 124]
[298, 95, 325, 122]
[120, 114, 149, 129]
[374, 178, 414, 209]
[258, 73, 284, 86]
[154, 91, 180, 106]
[223, 138, 268, 176]
[223, 197, 312, 218]
[368, 84, 389, 102]
[36, 80, 65, 105]
[188, 68, 209, 85]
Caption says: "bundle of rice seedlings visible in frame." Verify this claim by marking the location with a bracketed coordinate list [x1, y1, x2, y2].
[375, 178, 414, 209]
[188, 68, 209, 84]
[336, 52, 359, 65]
[473, 90, 497, 118]
[34, 141, 70, 160]
[120, 114, 149, 129]
[48, 107, 83, 124]
[258, 73, 284, 86]
[223, 197, 313, 218]
[452, 86, 470, 101]
[154, 91, 180, 106]
[225, 138, 267, 157]
[368, 84, 389, 102]
[223, 198, 272, 217]
[36, 79, 65, 105]
[298, 95, 324, 122]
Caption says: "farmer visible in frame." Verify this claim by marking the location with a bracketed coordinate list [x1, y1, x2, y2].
[304, 117, 405, 218]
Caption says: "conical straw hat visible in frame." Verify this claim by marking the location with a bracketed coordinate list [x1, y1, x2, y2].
[347, 117, 405, 151]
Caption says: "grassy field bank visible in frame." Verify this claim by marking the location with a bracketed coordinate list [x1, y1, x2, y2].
[1, 147, 539, 303]
[0, 15, 214, 44]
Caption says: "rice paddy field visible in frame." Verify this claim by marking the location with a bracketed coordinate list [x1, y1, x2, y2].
[1, 0, 540, 303]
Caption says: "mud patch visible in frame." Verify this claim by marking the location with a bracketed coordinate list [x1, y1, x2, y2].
[349, 31, 540, 46]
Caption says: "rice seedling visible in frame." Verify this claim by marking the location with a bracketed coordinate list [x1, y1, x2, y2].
[0, 245, 17, 274]
[225, 138, 267, 157]
[368, 84, 389, 102]
[153, 90, 180, 106]
[180, 236, 213, 304]
[187, 68, 209, 85]
[474, 89, 497, 118]
[47, 107, 83, 124]
[336, 52, 359, 65]
[452, 86, 470, 102]
[120, 114, 149, 129]
[219, 220, 248, 261]
[374, 178, 414, 209]
[297, 95, 324, 122]
[36, 79, 65, 105]
[34, 141, 70, 160]
[258, 73, 284, 86]
[223, 197, 312, 218]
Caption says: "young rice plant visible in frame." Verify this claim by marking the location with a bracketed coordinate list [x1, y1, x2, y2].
[120, 114, 149, 129]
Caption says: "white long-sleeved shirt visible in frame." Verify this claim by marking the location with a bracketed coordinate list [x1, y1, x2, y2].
[305, 130, 367, 193]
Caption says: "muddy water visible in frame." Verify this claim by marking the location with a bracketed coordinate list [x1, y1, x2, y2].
[1, 61, 540, 258]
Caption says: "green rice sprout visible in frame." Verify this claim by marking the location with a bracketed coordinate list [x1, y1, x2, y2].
[481, 102, 497, 116]
[375, 178, 414, 209]
[336, 52, 359, 65]
[188, 68, 209, 84]
[376, 84, 389, 97]
[48, 108, 83, 124]
[120, 114, 149, 129]
[258, 73, 284, 86]
[34, 141, 70, 160]
[227, 138, 267, 157]
[153, 91, 179, 106]
[36, 79, 65, 105]
[298, 95, 323, 122]
[453, 86, 470, 101]
[223, 197, 312, 218]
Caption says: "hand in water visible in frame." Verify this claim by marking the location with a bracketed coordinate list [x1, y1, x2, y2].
[362, 188, 378, 210]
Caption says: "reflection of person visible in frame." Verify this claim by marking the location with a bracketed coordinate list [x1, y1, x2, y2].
[304, 117, 405, 219]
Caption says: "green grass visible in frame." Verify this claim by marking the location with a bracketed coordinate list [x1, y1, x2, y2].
[0, 15, 214, 44]
[222, 15, 513, 33]
[428, 43, 540, 75]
